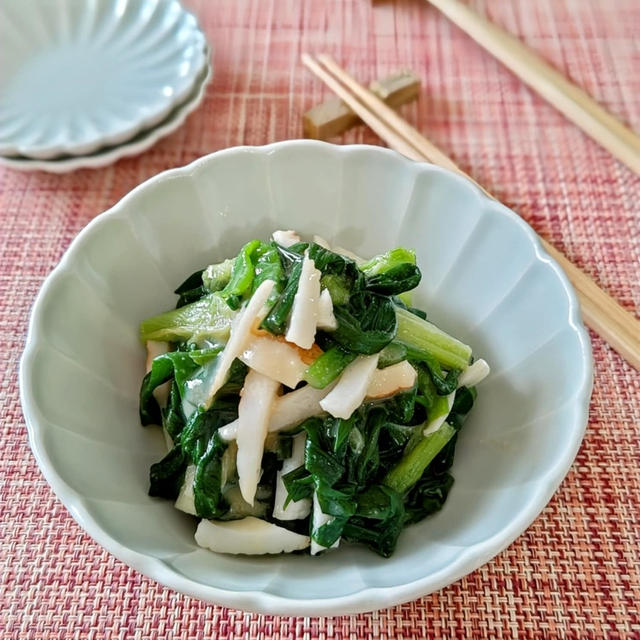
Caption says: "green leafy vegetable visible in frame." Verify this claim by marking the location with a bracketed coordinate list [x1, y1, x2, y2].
[308, 243, 363, 286]
[419, 355, 460, 395]
[365, 263, 421, 296]
[252, 242, 285, 303]
[360, 247, 416, 276]
[260, 254, 304, 334]
[284, 242, 365, 308]
[315, 484, 357, 519]
[360, 247, 421, 297]
[202, 258, 234, 292]
[303, 345, 356, 388]
[332, 291, 397, 354]
[139, 234, 485, 558]
[139, 294, 236, 344]
[193, 432, 229, 518]
[378, 387, 418, 424]
[342, 484, 405, 557]
[377, 342, 408, 369]
[149, 445, 187, 499]
[320, 274, 351, 306]
[140, 348, 223, 426]
[171, 397, 238, 519]
[175, 270, 208, 308]
[282, 464, 315, 505]
[139, 358, 175, 426]
[313, 513, 349, 548]
[403, 473, 454, 524]
[162, 382, 186, 443]
[416, 365, 452, 419]
[330, 415, 357, 457]
[213, 240, 286, 311]
[303, 418, 345, 486]
[218, 240, 262, 309]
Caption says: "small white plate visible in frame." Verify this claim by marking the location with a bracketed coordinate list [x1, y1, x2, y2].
[0, 60, 212, 173]
[0, 0, 208, 159]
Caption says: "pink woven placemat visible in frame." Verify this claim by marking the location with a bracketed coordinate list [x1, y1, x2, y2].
[1, 0, 639, 637]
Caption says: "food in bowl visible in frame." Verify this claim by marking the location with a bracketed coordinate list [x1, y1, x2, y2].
[139, 229, 489, 557]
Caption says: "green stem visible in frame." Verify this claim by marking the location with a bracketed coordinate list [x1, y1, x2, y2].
[303, 346, 356, 388]
[395, 308, 471, 371]
[383, 423, 456, 494]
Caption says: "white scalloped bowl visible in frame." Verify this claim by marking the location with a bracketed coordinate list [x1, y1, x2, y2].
[20, 142, 592, 615]
[0, 0, 208, 159]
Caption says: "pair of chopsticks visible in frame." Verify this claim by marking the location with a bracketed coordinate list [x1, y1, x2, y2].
[301, 53, 640, 371]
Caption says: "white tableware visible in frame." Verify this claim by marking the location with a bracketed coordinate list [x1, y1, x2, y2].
[20, 142, 592, 615]
[0, 59, 211, 173]
[0, 0, 208, 159]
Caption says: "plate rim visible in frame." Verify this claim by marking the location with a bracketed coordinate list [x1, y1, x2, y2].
[19, 141, 594, 615]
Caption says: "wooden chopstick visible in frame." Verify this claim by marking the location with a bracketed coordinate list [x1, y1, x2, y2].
[302, 53, 640, 371]
[424, 0, 640, 175]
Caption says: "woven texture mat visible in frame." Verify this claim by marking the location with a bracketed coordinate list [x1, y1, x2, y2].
[1, 0, 639, 637]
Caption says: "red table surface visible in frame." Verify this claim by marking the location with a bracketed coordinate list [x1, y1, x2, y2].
[1, 0, 639, 637]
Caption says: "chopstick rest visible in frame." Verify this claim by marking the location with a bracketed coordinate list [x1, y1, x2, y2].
[304, 70, 420, 140]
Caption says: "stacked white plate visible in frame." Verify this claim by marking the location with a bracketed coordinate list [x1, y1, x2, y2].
[0, 0, 211, 172]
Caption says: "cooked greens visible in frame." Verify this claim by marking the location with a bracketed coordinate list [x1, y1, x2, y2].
[139, 231, 489, 557]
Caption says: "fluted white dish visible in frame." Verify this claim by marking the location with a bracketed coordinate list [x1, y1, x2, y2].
[0, 0, 208, 159]
[20, 142, 592, 615]
[0, 59, 212, 173]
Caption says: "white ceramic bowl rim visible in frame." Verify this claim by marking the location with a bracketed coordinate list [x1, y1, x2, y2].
[20, 141, 593, 615]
